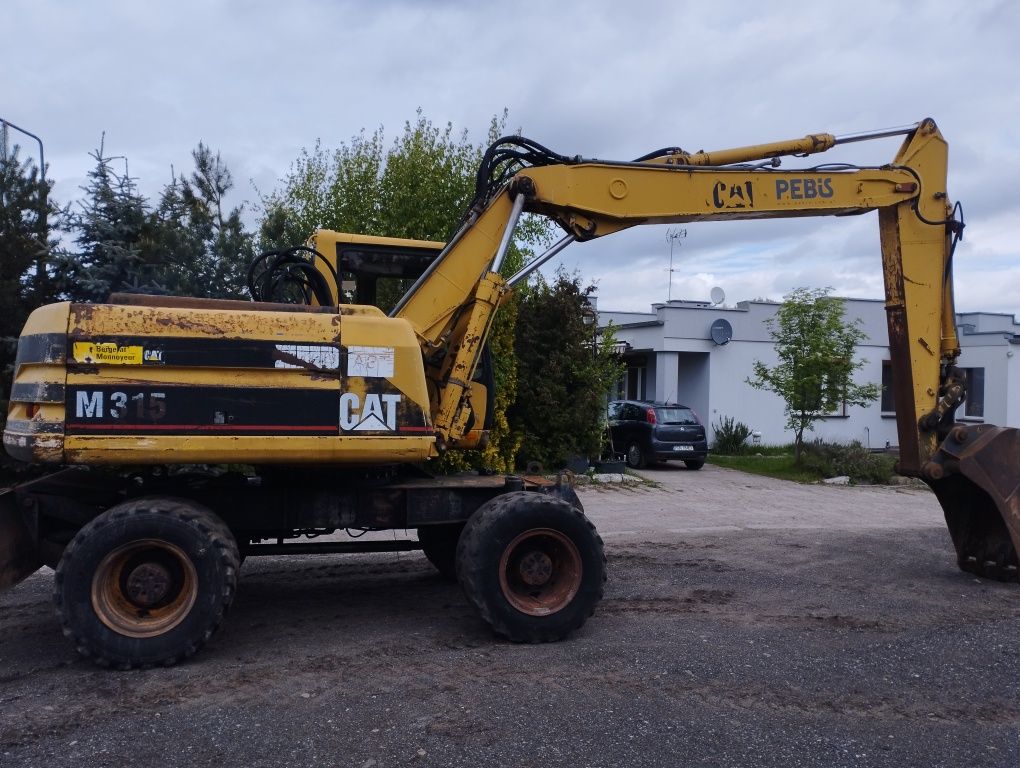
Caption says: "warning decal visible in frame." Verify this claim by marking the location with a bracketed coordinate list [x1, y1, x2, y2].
[72, 342, 143, 365]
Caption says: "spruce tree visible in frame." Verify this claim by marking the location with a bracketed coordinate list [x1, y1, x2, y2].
[54, 139, 155, 301]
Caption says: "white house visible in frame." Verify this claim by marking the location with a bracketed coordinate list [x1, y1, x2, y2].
[598, 298, 1020, 448]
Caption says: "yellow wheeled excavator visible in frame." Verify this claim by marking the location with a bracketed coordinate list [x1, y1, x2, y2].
[2, 117, 1015, 668]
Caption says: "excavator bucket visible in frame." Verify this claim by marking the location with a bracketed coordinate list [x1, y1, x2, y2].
[0, 487, 41, 592]
[926, 424, 1020, 582]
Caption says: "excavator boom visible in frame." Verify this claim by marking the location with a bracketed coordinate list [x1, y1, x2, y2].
[384, 119, 1016, 579]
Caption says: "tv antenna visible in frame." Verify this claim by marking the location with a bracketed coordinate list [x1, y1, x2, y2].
[665, 227, 687, 301]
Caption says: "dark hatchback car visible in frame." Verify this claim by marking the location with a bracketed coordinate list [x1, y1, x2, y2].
[607, 400, 708, 469]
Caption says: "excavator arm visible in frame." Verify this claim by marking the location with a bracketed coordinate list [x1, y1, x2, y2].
[393, 120, 958, 465]
[387, 119, 1016, 580]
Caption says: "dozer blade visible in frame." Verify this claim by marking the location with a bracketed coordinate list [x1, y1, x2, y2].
[0, 487, 42, 592]
[926, 424, 1020, 582]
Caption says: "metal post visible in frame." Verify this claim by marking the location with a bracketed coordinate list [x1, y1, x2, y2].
[1, 118, 49, 301]
[0, 118, 45, 178]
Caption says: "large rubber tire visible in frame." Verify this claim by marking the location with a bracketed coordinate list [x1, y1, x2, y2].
[417, 523, 465, 581]
[54, 497, 239, 669]
[684, 459, 705, 470]
[625, 442, 647, 469]
[456, 491, 606, 643]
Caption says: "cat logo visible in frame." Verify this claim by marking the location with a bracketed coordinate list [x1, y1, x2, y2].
[339, 393, 402, 431]
[143, 349, 164, 363]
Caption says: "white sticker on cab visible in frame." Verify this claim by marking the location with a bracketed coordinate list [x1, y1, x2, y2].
[347, 346, 395, 378]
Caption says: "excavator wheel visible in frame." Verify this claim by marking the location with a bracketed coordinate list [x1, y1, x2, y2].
[54, 497, 239, 669]
[417, 523, 465, 581]
[455, 491, 606, 643]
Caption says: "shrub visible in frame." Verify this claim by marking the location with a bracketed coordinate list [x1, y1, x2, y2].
[799, 439, 896, 484]
[713, 416, 753, 455]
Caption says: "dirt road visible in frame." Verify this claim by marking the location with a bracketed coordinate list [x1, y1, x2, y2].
[2, 465, 1018, 767]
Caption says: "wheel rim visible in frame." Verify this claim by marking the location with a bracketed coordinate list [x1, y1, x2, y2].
[627, 444, 641, 467]
[91, 539, 198, 639]
[498, 528, 582, 616]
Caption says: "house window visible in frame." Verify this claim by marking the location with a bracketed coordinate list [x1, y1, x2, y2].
[881, 361, 895, 413]
[826, 390, 849, 418]
[961, 367, 984, 419]
[882, 362, 984, 420]
[616, 365, 645, 400]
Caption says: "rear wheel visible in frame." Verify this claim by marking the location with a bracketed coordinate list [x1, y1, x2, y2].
[684, 459, 705, 470]
[418, 523, 464, 580]
[456, 491, 606, 643]
[625, 442, 646, 469]
[54, 497, 239, 669]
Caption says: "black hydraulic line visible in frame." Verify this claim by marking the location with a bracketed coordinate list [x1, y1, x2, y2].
[247, 245, 338, 305]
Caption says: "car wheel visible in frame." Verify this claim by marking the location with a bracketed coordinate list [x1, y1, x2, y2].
[456, 491, 606, 643]
[625, 442, 646, 469]
[684, 459, 705, 470]
[54, 497, 239, 669]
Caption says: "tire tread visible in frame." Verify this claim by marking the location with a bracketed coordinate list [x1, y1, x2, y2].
[53, 497, 239, 670]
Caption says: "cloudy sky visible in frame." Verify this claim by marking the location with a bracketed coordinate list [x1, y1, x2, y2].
[5, 0, 1019, 316]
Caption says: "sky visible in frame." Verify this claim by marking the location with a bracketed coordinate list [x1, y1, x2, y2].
[4, 0, 1019, 317]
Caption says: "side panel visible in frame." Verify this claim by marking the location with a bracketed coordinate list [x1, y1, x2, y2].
[6, 301, 436, 465]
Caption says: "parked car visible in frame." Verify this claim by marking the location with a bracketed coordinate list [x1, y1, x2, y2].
[607, 400, 708, 469]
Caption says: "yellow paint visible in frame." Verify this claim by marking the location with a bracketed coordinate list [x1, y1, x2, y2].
[64, 435, 437, 465]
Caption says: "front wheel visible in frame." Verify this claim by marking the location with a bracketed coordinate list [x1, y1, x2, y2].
[456, 491, 606, 643]
[54, 497, 239, 669]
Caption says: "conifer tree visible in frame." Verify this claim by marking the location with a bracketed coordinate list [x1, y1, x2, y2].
[54, 138, 154, 301]
[512, 272, 624, 470]
[0, 145, 59, 429]
[150, 143, 252, 298]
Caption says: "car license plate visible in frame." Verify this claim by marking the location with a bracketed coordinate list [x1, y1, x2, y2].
[672, 445, 693, 452]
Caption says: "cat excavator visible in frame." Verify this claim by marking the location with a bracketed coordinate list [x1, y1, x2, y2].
[2, 117, 1016, 668]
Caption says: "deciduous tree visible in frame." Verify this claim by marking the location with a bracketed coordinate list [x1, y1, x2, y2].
[257, 111, 552, 472]
[747, 287, 880, 462]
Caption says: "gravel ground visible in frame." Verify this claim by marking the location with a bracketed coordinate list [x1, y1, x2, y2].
[1, 464, 1018, 767]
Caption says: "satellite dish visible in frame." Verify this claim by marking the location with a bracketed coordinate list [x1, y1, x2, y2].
[710, 286, 725, 306]
[710, 318, 733, 346]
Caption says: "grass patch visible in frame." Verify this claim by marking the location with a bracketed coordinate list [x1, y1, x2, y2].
[707, 453, 820, 483]
[708, 440, 898, 485]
